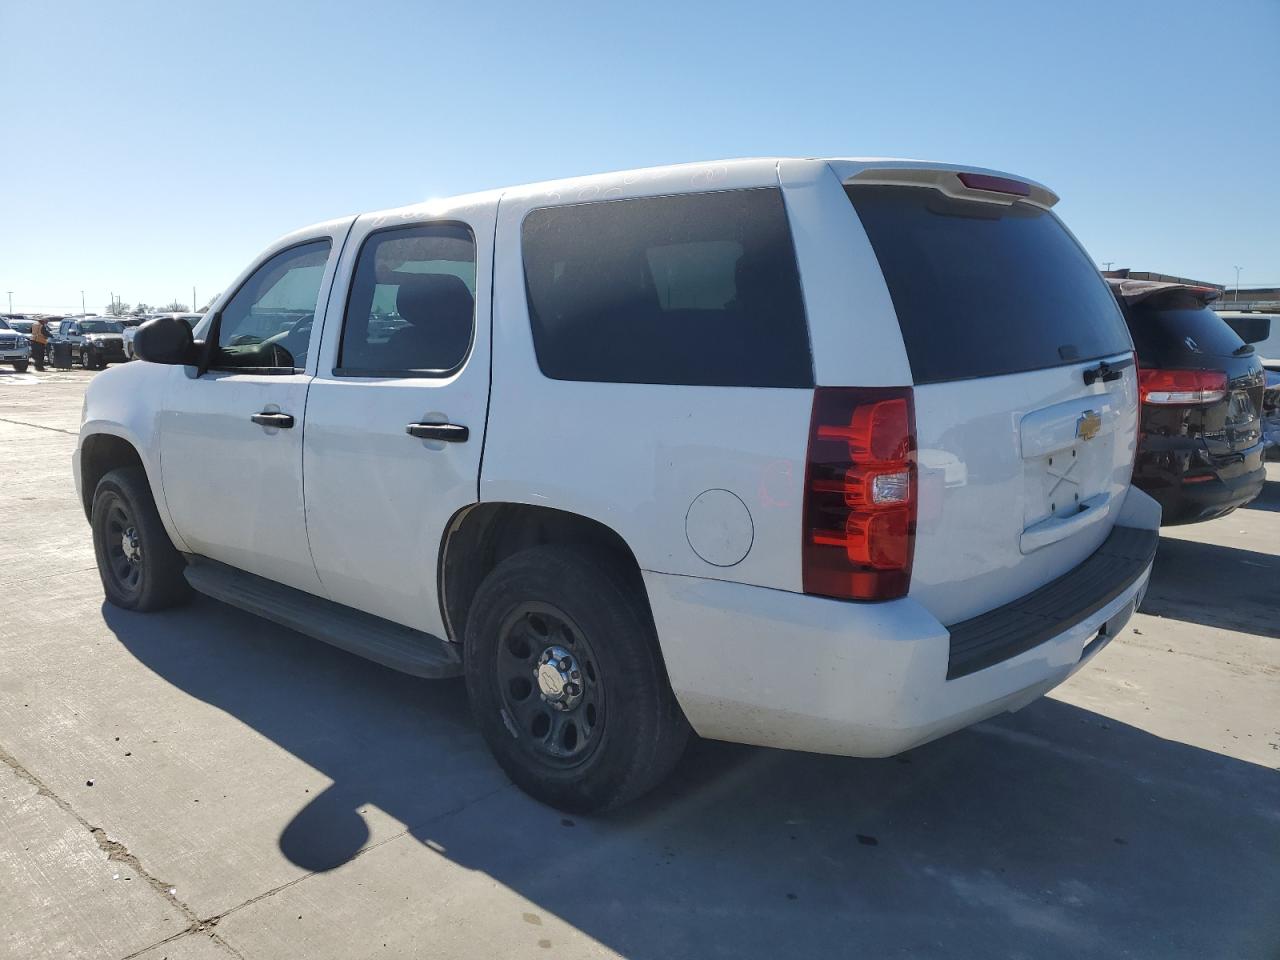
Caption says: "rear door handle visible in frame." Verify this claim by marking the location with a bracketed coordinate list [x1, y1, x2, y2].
[406, 422, 469, 443]
[251, 412, 295, 428]
[1082, 356, 1134, 385]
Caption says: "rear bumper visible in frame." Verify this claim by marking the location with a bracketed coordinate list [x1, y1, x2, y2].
[1135, 438, 1266, 523]
[645, 519, 1156, 759]
[1141, 460, 1266, 524]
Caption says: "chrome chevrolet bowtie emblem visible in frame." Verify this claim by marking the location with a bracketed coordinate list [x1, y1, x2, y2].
[1076, 409, 1102, 442]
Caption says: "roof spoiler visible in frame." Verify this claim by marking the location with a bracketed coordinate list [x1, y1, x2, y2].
[844, 166, 1058, 209]
[1105, 278, 1222, 306]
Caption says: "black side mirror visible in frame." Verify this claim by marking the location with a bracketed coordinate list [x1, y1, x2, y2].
[1223, 314, 1272, 345]
[134, 316, 198, 365]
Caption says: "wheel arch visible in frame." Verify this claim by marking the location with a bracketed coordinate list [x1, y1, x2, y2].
[439, 502, 650, 646]
[78, 431, 148, 521]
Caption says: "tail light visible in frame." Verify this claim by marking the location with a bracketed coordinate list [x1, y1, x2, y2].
[802, 387, 916, 601]
[1138, 368, 1228, 405]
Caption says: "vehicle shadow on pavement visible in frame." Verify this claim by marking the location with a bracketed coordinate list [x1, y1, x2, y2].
[1242, 478, 1280, 514]
[1143, 535, 1280, 639]
[103, 597, 1280, 960]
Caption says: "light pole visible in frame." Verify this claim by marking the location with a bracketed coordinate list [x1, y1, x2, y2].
[6, 291, 12, 314]
[1101, 261, 1114, 272]
[1233, 265, 1243, 304]
[80, 290, 86, 316]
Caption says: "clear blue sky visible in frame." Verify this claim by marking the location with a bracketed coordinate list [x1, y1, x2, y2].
[2, 0, 1277, 314]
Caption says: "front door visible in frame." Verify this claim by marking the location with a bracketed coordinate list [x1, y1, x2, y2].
[159, 227, 349, 595]
[302, 206, 494, 637]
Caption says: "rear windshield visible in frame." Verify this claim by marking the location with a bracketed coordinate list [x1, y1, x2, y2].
[522, 188, 813, 387]
[847, 185, 1131, 384]
[1129, 295, 1247, 359]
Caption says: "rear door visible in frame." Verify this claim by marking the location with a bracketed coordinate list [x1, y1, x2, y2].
[840, 171, 1138, 625]
[301, 203, 494, 638]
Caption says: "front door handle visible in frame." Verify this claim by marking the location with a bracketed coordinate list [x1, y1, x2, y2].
[406, 422, 469, 443]
[251, 412, 295, 429]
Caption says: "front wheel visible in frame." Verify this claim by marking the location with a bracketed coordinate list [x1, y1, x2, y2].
[78, 350, 91, 369]
[465, 545, 689, 812]
[91, 467, 192, 611]
[12, 360, 28, 372]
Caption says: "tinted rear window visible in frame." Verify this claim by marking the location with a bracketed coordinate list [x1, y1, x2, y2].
[522, 188, 812, 387]
[1129, 297, 1248, 359]
[847, 185, 1131, 384]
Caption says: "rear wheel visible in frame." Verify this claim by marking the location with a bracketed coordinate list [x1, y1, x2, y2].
[464, 545, 689, 812]
[91, 467, 192, 611]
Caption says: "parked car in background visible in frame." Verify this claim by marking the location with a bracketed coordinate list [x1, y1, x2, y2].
[1109, 279, 1267, 523]
[1262, 370, 1280, 454]
[58, 317, 129, 368]
[124, 313, 202, 359]
[1218, 310, 1280, 368]
[77, 158, 1160, 811]
[6, 318, 34, 341]
[0, 317, 32, 371]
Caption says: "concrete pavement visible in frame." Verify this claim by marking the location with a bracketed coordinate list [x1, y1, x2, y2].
[1, 366, 1278, 959]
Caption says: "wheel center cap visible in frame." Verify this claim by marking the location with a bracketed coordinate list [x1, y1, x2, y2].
[121, 527, 141, 564]
[535, 645, 582, 711]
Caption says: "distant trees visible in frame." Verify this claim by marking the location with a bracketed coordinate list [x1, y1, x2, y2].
[105, 301, 131, 316]
[132, 303, 152, 316]
[160, 300, 189, 312]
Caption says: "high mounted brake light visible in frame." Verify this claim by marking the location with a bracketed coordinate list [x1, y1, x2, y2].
[956, 173, 1032, 197]
[802, 387, 917, 601]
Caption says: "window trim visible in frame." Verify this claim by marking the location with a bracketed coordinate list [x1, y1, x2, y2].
[203, 237, 334, 376]
[331, 219, 478, 380]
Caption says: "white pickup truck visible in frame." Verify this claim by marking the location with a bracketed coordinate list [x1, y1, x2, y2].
[75, 157, 1160, 811]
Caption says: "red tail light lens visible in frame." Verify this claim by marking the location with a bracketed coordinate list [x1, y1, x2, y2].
[803, 387, 916, 601]
[1138, 368, 1228, 405]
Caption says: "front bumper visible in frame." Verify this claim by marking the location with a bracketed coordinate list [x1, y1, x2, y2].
[645, 497, 1160, 758]
[1, 351, 29, 361]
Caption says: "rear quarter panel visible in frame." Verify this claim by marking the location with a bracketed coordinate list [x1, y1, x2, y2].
[483, 161, 814, 590]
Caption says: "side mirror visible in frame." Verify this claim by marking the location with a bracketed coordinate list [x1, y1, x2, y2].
[1223, 314, 1272, 345]
[133, 316, 198, 365]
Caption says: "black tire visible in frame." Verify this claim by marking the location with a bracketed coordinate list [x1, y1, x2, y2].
[78, 350, 91, 369]
[91, 466, 192, 611]
[464, 545, 689, 813]
[12, 360, 28, 372]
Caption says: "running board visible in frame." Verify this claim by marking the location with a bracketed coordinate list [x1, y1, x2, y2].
[183, 557, 462, 679]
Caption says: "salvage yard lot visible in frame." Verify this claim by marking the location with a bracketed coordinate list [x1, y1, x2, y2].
[2, 368, 1278, 960]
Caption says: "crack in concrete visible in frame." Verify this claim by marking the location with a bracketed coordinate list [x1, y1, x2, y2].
[0, 742, 245, 960]
[0, 415, 79, 436]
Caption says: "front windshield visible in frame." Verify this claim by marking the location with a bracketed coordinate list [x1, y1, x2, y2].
[81, 320, 124, 334]
[9, 320, 31, 333]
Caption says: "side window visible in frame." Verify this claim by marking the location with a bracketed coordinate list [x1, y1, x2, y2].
[521, 188, 813, 388]
[337, 222, 476, 376]
[212, 239, 332, 372]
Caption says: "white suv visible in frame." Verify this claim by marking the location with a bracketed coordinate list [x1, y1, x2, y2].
[74, 158, 1160, 811]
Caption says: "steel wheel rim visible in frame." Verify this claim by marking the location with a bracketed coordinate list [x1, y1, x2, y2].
[496, 601, 605, 768]
[103, 499, 143, 594]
